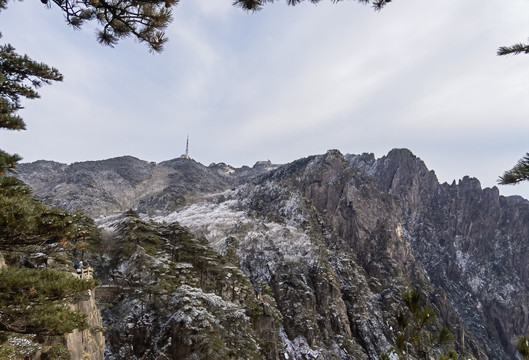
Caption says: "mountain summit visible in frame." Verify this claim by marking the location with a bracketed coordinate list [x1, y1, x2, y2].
[16, 148, 529, 359]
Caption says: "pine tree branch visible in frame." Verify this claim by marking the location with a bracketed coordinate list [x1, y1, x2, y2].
[233, 0, 388, 11]
[0, 150, 22, 175]
[498, 153, 529, 185]
[50, 0, 173, 52]
[497, 40, 529, 56]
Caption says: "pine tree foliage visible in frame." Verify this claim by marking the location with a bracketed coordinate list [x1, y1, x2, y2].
[0, 150, 21, 175]
[0, 34, 63, 175]
[0, 34, 100, 343]
[439, 350, 459, 360]
[0, 267, 97, 335]
[48, 0, 390, 51]
[0, 0, 393, 52]
[45, 0, 391, 51]
[45, 0, 175, 53]
[4, 0, 527, 57]
[497, 39, 529, 56]
[0, 37, 63, 131]
[518, 336, 529, 359]
[0, 175, 101, 345]
[233, 0, 390, 11]
[0, 176, 99, 249]
[499, 153, 529, 185]
[390, 288, 457, 360]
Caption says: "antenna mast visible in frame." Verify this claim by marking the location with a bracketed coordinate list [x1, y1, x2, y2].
[180, 135, 190, 159]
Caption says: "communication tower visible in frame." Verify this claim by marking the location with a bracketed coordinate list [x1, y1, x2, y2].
[180, 135, 190, 159]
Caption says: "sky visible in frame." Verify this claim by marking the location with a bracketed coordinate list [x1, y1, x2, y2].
[1, 0, 529, 199]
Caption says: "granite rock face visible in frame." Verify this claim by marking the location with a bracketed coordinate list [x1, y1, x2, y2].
[353, 149, 529, 358]
[18, 149, 529, 359]
[65, 288, 105, 360]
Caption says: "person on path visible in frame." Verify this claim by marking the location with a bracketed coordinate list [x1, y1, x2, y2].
[74, 260, 82, 273]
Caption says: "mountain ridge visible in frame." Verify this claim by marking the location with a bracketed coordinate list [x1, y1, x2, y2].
[17, 156, 280, 217]
[15, 148, 529, 359]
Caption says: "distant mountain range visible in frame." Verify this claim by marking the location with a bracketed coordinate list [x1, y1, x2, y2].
[17, 148, 529, 359]
[17, 156, 278, 217]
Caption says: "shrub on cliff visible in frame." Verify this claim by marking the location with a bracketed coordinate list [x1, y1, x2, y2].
[0, 267, 97, 335]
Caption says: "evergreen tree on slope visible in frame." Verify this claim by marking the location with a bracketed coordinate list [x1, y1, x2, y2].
[0, 33, 62, 175]
[0, 32, 100, 357]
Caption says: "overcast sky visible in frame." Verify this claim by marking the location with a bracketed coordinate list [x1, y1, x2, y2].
[1, 0, 529, 198]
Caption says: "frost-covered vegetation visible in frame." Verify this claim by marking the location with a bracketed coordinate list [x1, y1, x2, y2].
[96, 209, 282, 360]
[146, 181, 379, 359]
[154, 184, 319, 283]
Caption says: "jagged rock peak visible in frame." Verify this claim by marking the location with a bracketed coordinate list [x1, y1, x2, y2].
[457, 175, 483, 191]
[345, 148, 430, 176]
[378, 148, 436, 179]
[346, 149, 440, 205]
[344, 152, 376, 171]
[252, 160, 279, 171]
[208, 162, 236, 174]
[311, 149, 345, 164]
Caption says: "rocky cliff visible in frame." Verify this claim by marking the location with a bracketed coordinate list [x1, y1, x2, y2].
[349, 149, 529, 358]
[0, 174, 105, 360]
[16, 149, 529, 359]
[0, 248, 105, 360]
[65, 286, 105, 360]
